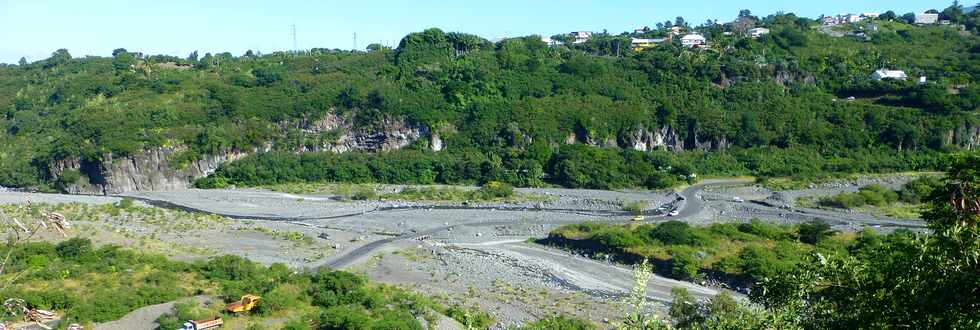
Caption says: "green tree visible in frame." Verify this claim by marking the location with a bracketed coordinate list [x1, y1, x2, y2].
[754, 154, 980, 329]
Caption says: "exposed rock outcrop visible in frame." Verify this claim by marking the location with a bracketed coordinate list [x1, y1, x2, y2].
[51, 147, 251, 195]
[292, 113, 431, 153]
[54, 112, 436, 195]
[620, 126, 683, 151]
[955, 123, 980, 149]
[430, 132, 444, 152]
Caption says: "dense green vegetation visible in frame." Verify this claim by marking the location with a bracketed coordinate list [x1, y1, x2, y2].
[2, 5, 979, 191]
[542, 218, 850, 283]
[816, 175, 943, 209]
[0, 238, 465, 329]
[553, 153, 980, 329]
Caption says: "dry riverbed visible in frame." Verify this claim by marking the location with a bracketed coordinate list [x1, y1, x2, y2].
[0, 175, 929, 328]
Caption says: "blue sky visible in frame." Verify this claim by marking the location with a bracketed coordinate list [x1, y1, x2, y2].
[0, 0, 953, 64]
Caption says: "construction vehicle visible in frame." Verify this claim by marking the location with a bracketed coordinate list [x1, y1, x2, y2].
[3, 298, 56, 330]
[181, 316, 223, 330]
[224, 295, 261, 314]
[631, 215, 645, 221]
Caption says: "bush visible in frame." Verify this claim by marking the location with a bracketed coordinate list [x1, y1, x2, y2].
[737, 219, 793, 240]
[621, 200, 648, 215]
[309, 270, 367, 308]
[649, 221, 701, 246]
[445, 305, 495, 329]
[899, 176, 942, 204]
[525, 315, 595, 330]
[820, 184, 899, 209]
[260, 284, 306, 314]
[670, 248, 703, 280]
[474, 181, 514, 199]
[318, 305, 374, 330]
[55, 238, 93, 259]
[116, 197, 135, 209]
[798, 220, 833, 244]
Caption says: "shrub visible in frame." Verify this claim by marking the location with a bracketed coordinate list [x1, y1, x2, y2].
[649, 221, 700, 246]
[260, 284, 306, 314]
[318, 305, 374, 329]
[351, 187, 378, 201]
[670, 248, 702, 280]
[445, 304, 495, 329]
[474, 181, 514, 199]
[116, 197, 135, 209]
[309, 270, 367, 308]
[621, 200, 648, 215]
[55, 238, 93, 259]
[899, 176, 942, 204]
[525, 315, 595, 330]
[798, 220, 833, 244]
[737, 219, 793, 240]
[820, 184, 899, 209]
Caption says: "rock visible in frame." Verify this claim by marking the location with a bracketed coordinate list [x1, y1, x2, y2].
[50, 146, 252, 195]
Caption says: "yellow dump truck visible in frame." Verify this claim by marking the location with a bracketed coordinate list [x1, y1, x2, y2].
[224, 295, 261, 314]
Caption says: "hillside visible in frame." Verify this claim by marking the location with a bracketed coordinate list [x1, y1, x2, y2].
[1, 12, 979, 193]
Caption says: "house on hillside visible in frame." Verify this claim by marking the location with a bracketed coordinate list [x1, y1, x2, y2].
[861, 12, 880, 19]
[669, 26, 685, 35]
[872, 69, 908, 81]
[631, 37, 667, 51]
[839, 14, 864, 24]
[541, 37, 563, 47]
[915, 13, 940, 25]
[570, 31, 592, 44]
[681, 33, 706, 48]
[749, 27, 770, 38]
[821, 16, 839, 25]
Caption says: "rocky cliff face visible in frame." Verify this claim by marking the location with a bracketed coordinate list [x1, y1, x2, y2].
[51, 147, 252, 195]
[55, 113, 436, 195]
[567, 125, 728, 152]
[292, 113, 431, 153]
[620, 126, 684, 151]
[955, 123, 980, 149]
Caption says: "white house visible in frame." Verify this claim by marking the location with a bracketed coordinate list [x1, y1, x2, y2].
[749, 27, 770, 38]
[631, 37, 667, 50]
[872, 69, 908, 81]
[681, 33, 706, 48]
[669, 26, 685, 35]
[861, 12, 880, 19]
[570, 31, 592, 44]
[915, 13, 940, 25]
[839, 14, 864, 24]
[821, 16, 839, 25]
[541, 37, 563, 47]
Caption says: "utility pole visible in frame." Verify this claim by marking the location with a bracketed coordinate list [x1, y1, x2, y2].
[353, 32, 358, 51]
[292, 24, 298, 54]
